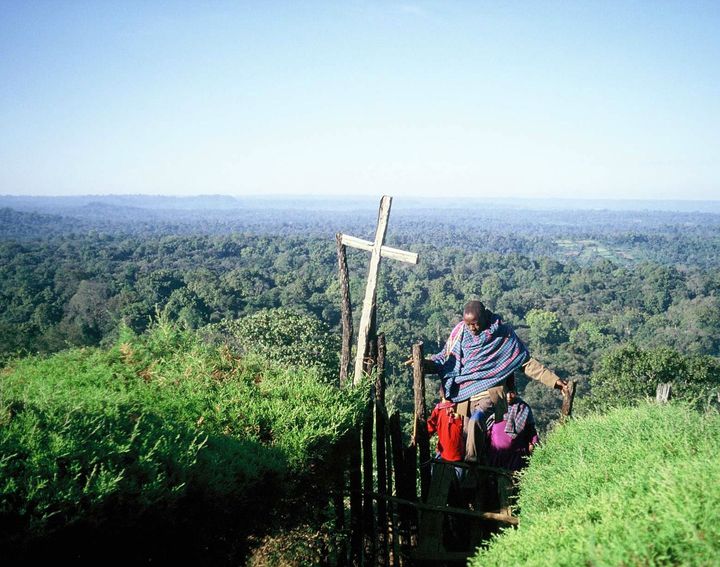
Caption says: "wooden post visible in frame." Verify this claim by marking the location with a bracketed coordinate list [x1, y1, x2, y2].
[656, 382, 672, 404]
[403, 444, 418, 548]
[497, 474, 512, 516]
[334, 456, 347, 567]
[363, 311, 378, 375]
[349, 430, 362, 566]
[468, 465, 491, 549]
[375, 334, 389, 567]
[336, 233, 353, 387]
[362, 388, 375, 562]
[416, 463, 454, 557]
[361, 296, 378, 563]
[385, 418, 400, 567]
[389, 412, 412, 560]
[412, 342, 431, 502]
[561, 380, 577, 420]
[375, 333, 386, 399]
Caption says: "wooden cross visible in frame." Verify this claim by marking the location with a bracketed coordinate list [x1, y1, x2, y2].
[340, 195, 419, 386]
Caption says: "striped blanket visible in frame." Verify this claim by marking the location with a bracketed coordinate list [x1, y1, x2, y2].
[504, 399, 532, 438]
[482, 398, 533, 439]
[431, 315, 529, 403]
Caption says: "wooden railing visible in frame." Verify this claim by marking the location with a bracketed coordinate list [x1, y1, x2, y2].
[334, 337, 578, 566]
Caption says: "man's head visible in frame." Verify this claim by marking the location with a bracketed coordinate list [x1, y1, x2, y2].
[463, 300, 490, 335]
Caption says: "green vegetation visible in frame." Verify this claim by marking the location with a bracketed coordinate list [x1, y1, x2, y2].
[554, 238, 637, 263]
[210, 308, 340, 382]
[471, 403, 720, 566]
[525, 308, 568, 353]
[0, 317, 367, 562]
[1, 198, 719, 562]
[2, 227, 719, 434]
[584, 344, 720, 411]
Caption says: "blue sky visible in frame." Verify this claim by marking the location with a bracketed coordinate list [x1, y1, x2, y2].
[1, 1, 718, 199]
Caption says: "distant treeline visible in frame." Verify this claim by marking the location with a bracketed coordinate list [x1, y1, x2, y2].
[2, 195, 720, 267]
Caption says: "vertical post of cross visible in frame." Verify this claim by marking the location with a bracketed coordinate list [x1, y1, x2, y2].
[339, 196, 418, 386]
[353, 195, 391, 384]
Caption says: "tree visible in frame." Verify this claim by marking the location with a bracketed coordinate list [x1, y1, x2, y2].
[525, 309, 568, 352]
[480, 273, 503, 306]
[213, 308, 340, 382]
[587, 344, 720, 410]
[569, 321, 612, 354]
[61, 280, 112, 345]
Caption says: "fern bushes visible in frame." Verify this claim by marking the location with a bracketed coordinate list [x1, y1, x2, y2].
[0, 320, 366, 562]
[470, 403, 720, 566]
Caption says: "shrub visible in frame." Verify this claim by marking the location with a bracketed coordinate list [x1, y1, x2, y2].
[0, 319, 365, 562]
[209, 308, 340, 382]
[246, 521, 345, 567]
[586, 343, 720, 411]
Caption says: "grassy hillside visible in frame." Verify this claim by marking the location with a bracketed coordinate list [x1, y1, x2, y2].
[471, 403, 720, 566]
[0, 320, 366, 563]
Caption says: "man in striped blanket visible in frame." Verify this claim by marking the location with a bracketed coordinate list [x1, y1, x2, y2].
[428, 300, 566, 462]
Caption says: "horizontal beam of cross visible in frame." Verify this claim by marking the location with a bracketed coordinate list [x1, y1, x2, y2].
[340, 234, 419, 265]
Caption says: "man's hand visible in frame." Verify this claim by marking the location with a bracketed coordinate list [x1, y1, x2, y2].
[403, 357, 437, 373]
[554, 379, 569, 394]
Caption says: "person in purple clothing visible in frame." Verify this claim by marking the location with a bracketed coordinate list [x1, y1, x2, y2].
[486, 374, 539, 472]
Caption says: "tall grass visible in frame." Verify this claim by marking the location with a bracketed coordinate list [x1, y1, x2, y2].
[470, 403, 720, 566]
[0, 319, 367, 561]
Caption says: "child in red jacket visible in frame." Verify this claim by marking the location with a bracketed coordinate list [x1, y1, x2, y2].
[427, 387, 467, 547]
[427, 388, 465, 463]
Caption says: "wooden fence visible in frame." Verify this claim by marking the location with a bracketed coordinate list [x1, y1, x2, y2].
[334, 333, 576, 566]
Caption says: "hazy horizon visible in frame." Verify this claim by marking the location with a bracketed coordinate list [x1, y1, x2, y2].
[3, 192, 720, 214]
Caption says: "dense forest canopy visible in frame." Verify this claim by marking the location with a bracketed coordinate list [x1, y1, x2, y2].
[2, 195, 719, 429]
